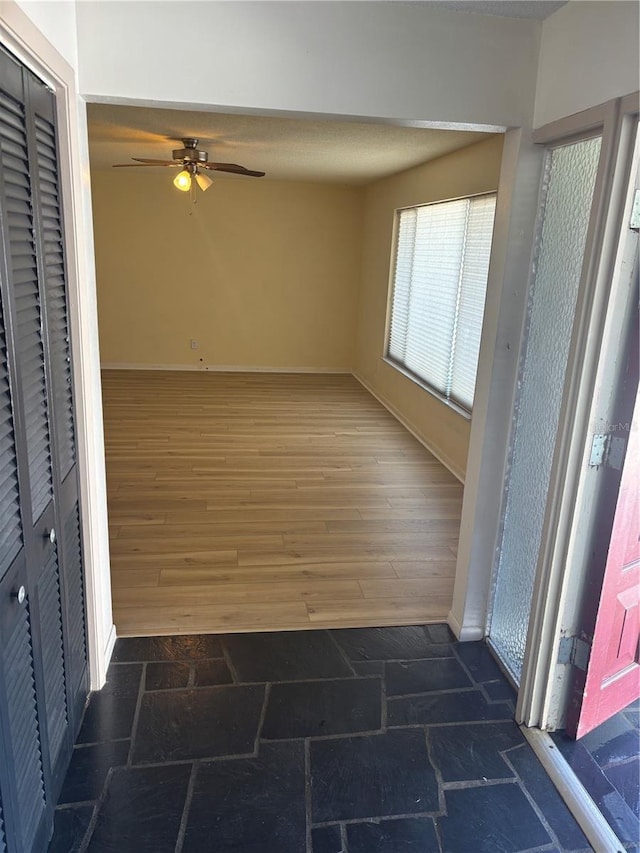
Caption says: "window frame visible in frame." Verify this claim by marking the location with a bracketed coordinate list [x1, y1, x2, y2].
[384, 190, 497, 417]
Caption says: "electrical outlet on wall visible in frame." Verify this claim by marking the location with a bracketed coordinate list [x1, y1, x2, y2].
[190, 339, 198, 350]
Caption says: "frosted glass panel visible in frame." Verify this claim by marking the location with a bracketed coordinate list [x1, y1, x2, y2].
[489, 136, 602, 682]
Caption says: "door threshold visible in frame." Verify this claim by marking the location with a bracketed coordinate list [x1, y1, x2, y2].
[521, 726, 627, 853]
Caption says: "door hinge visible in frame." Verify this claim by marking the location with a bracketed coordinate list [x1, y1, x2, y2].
[558, 635, 591, 671]
[588, 433, 627, 469]
[589, 434, 608, 466]
[630, 189, 640, 231]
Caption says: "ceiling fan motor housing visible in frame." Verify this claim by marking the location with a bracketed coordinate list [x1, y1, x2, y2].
[172, 138, 208, 163]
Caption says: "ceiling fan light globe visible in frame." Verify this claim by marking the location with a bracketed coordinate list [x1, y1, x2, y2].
[173, 169, 191, 192]
[195, 172, 213, 192]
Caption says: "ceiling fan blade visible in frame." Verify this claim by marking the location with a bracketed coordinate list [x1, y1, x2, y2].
[113, 163, 165, 168]
[201, 162, 266, 177]
[132, 157, 181, 166]
[113, 162, 181, 169]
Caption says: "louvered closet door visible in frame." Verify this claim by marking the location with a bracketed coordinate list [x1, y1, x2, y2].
[0, 46, 88, 853]
[27, 70, 88, 741]
[0, 289, 38, 853]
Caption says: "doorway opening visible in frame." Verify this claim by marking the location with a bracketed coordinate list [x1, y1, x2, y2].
[88, 102, 504, 638]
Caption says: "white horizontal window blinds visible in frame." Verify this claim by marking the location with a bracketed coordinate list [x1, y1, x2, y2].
[388, 194, 496, 411]
[450, 195, 496, 409]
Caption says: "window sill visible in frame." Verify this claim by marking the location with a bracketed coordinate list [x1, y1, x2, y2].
[382, 357, 473, 421]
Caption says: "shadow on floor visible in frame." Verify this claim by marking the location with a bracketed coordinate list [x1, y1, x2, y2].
[551, 702, 639, 849]
[49, 625, 598, 853]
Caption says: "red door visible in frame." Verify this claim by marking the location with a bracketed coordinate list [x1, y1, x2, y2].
[570, 385, 640, 738]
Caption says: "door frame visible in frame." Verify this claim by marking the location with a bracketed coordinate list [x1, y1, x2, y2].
[516, 92, 640, 729]
[0, 1, 115, 689]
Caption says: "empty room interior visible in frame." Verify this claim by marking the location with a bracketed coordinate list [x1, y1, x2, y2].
[0, 1, 638, 851]
[90, 106, 501, 637]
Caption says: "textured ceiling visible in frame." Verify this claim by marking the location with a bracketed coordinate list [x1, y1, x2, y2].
[87, 104, 496, 186]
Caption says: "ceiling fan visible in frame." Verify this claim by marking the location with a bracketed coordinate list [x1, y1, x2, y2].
[113, 137, 266, 193]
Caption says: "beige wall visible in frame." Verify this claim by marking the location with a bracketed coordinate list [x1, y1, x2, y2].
[535, 1, 639, 128]
[93, 135, 503, 478]
[92, 171, 362, 370]
[353, 135, 504, 480]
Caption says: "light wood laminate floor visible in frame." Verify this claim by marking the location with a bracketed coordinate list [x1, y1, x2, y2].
[102, 371, 463, 636]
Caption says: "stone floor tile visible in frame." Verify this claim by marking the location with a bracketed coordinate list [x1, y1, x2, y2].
[311, 729, 438, 822]
[132, 684, 265, 763]
[429, 721, 523, 782]
[386, 658, 472, 696]
[581, 715, 638, 767]
[48, 806, 93, 853]
[604, 759, 640, 819]
[507, 743, 591, 851]
[183, 742, 305, 853]
[483, 679, 517, 703]
[193, 658, 233, 687]
[145, 661, 190, 691]
[52, 625, 615, 853]
[112, 634, 224, 662]
[438, 783, 551, 852]
[623, 699, 640, 730]
[86, 764, 191, 852]
[351, 660, 384, 677]
[388, 688, 513, 726]
[224, 631, 353, 682]
[77, 664, 142, 744]
[312, 825, 344, 853]
[262, 677, 381, 740]
[454, 642, 505, 683]
[332, 626, 451, 661]
[550, 736, 639, 846]
[424, 624, 455, 644]
[58, 741, 130, 804]
[347, 817, 439, 852]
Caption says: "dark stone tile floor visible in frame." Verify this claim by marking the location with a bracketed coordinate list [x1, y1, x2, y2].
[49, 625, 597, 853]
[551, 701, 640, 850]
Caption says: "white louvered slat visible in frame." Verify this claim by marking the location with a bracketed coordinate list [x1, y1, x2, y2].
[388, 209, 416, 362]
[450, 195, 496, 409]
[387, 193, 496, 412]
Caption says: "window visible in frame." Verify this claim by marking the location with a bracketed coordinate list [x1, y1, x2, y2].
[387, 193, 496, 412]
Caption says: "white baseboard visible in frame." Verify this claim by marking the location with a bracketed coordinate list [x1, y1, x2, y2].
[447, 610, 484, 642]
[353, 372, 465, 484]
[99, 623, 117, 688]
[447, 610, 463, 640]
[100, 363, 351, 374]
